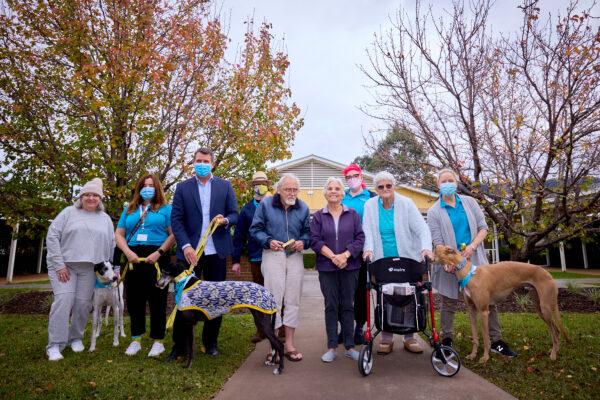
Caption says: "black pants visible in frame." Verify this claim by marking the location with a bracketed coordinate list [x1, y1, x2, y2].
[353, 259, 368, 327]
[319, 269, 359, 350]
[250, 261, 264, 286]
[124, 245, 169, 339]
[193, 254, 226, 348]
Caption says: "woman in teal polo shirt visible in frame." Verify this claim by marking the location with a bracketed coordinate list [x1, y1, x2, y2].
[115, 174, 175, 357]
[427, 168, 517, 357]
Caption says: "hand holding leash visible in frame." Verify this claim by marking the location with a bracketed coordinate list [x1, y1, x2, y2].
[213, 214, 228, 227]
[363, 250, 373, 261]
[184, 247, 198, 266]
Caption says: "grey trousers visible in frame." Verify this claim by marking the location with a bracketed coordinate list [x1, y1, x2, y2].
[47, 262, 95, 350]
[441, 294, 502, 342]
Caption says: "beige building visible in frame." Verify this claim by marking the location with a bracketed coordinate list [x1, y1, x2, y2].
[274, 154, 438, 213]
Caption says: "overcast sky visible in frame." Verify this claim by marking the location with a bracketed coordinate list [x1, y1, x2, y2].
[218, 0, 593, 166]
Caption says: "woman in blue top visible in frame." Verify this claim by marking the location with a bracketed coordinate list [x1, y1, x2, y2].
[115, 174, 175, 357]
[426, 168, 517, 357]
[362, 171, 433, 355]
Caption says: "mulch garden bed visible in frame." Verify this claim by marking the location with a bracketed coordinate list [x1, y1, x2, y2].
[1, 286, 598, 315]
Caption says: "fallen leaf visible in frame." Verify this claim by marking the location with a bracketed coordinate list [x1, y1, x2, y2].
[107, 359, 113, 363]
[89, 382, 97, 390]
[567, 375, 573, 379]
[527, 366, 535, 373]
[591, 367, 597, 372]
[523, 345, 530, 350]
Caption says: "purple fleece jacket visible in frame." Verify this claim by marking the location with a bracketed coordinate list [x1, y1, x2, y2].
[310, 205, 365, 272]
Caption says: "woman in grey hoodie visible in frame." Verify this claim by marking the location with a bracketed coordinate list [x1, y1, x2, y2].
[45, 178, 115, 361]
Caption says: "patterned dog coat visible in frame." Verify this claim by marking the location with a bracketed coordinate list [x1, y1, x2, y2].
[177, 279, 278, 320]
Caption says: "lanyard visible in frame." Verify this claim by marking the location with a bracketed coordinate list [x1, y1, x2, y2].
[139, 204, 150, 231]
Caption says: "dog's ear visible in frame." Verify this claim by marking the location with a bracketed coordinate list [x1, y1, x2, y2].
[444, 246, 456, 255]
[93, 262, 103, 272]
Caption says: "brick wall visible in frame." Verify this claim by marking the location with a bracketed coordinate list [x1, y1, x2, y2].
[225, 257, 255, 282]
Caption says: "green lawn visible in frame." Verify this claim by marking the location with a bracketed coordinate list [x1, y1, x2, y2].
[0, 314, 256, 400]
[549, 271, 599, 279]
[441, 312, 600, 400]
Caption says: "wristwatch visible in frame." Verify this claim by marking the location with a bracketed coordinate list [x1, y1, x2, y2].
[157, 248, 165, 255]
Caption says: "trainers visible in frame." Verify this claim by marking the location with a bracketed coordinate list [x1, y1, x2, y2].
[125, 340, 142, 356]
[345, 349, 360, 361]
[46, 346, 64, 361]
[491, 340, 518, 357]
[148, 341, 165, 357]
[321, 350, 337, 363]
[403, 338, 423, 353]
[70, 340, 84, 353]
[441, 337, 453, 348]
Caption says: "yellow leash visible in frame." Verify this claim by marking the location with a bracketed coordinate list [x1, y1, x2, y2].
[119, 257, 161, 284]
[165, 216, 223, 330]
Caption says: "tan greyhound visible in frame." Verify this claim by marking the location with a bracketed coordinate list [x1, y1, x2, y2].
[433, 245, 568, 363]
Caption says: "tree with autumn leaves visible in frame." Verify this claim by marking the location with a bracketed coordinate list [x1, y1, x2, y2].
[0, 0, 302, 232]
[363, 0, 600, 261]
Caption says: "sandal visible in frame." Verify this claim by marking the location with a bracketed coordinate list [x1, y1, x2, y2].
[284, 350, 303, 362]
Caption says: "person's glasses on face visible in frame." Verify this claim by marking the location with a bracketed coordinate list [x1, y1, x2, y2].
[376, 184, 393, 190]
[345, 173, 360, 180]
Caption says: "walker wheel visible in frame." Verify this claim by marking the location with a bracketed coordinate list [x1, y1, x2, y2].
[358, 342, 374, 376]
[430, 345, 461, 377]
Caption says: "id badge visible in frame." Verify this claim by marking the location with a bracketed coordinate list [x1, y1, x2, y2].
[136, 233, 148, 242]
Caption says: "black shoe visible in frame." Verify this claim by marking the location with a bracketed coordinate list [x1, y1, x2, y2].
[205, 345, 219, 357]
[354, 326, 364, 345]
[441, 337, 453, 348]
[490, 340, 517, 357]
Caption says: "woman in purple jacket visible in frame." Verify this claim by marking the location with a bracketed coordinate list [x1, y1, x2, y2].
[310, 177, 365, 363]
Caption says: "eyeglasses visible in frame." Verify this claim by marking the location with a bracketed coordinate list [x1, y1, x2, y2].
[376, 184, 393, 190]
[345, 173, 360, 180]
[281, 188, 299, 193]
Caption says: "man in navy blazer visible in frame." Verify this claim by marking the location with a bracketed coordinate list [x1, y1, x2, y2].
[171, 147, 238, 356]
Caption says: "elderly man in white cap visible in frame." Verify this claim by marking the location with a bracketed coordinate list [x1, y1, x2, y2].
[232, 171, 272, 342]
[45, 178, 116, 361]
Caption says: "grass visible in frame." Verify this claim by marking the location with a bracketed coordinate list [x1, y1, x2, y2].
[437, 311, 600, 400]
[0, 313, 256, 400]
[549, 271, 599, 279]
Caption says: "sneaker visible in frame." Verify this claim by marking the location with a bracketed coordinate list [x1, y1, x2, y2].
[345, 349, 360, 361]
[46, 346, 64, 361]
[403, 338, 423, 353]
[125, 340, 142, 356]
[321, 350, 337, 363]
[70, 340, 84, 353]
[441, 337, 453, 348]
[148, 341, 165, 357]
[491, 340, 518, 357]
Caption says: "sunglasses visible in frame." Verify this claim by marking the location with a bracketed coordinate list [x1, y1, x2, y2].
[376, 184, 393, 190]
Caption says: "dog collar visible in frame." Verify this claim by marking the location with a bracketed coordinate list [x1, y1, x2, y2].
[95, 272, 117, 288]
[174, 273, 194, 305]
[454, 258, 468, 272]
[457, 264, 477, 290]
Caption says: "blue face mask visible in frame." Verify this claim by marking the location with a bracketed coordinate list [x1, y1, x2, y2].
[440, 182, 457, 196]
[194, 163, 212, 177]
[140, 187, 155, 201]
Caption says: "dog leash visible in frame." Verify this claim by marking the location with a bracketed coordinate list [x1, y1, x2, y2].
[120, 257, 161, 283]
[165, 216, 222, 330]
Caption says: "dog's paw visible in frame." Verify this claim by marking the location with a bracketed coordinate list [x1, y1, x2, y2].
[478, 355, 489, 364]
[88, 347, 96, 352]
[113, 341, 119, 347]
[466, 353, 477, 361]
[273, 368, 282, 375]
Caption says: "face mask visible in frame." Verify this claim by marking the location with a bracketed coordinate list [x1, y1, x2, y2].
[440, 182, 457, 196]
[194, 163, 212, 177]
[140, 187, 155, 201]
[347, 177, 362, 191]
[254, 185, 268, 196]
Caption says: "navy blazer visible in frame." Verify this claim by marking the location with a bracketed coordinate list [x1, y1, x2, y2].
[171, 176, 238, 260]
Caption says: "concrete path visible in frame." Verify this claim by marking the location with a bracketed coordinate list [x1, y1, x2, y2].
[215, 270, 515, 400]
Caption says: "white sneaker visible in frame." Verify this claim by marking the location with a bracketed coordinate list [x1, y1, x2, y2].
[70, 340, 85, 352]
[125, 340, 142, 356]
[148, 341, 165, 357]
[46, 346, 64, 361]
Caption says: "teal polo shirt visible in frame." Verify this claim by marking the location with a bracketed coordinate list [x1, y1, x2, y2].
[378, 199, 399, 257]
[342, 188, 371, 221]
[117, 204, 172, 247]
[440, 196, 471, 250]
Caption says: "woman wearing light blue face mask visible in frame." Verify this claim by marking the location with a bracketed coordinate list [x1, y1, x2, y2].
[115, 174, 175, 357]
[426, 169, 517, 357]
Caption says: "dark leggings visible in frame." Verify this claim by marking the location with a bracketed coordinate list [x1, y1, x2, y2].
[124, 245, 169, 339]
